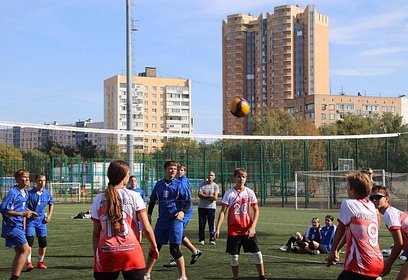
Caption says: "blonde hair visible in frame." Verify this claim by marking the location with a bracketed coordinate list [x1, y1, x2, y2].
[347, 172, 372, 199]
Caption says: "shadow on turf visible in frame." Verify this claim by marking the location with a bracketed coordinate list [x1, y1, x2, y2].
[48, 254, 93, 258]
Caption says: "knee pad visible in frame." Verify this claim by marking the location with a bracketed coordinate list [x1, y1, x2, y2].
[252, 252, 263, 264]
[230, 254, 239, 266]
[169, 244, 182, 260]
[27, 236, 35, 247]
[38, 236, 47, 248]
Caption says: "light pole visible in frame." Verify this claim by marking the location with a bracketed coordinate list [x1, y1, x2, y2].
[126, 0, 134, 173]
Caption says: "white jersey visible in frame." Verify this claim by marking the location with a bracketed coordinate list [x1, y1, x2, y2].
[338, 198, 383, 277]
[383, 205, 408, 251]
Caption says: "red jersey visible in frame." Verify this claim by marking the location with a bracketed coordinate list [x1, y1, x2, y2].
[221, 186, 258, 235]
[383, 206, 408, 251]
[338, 198, 383, 277]
[91, 188, 146, 272]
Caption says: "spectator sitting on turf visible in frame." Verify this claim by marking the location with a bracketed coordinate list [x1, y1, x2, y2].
[279, 217, 321, 253]
[305, 215, 336, 254]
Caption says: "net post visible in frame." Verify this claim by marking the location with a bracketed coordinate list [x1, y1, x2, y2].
[295, 172, 298, 210]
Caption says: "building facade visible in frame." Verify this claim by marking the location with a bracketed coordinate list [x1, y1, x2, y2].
[104, 67, 193, 152]
[223, 4, 329, 134]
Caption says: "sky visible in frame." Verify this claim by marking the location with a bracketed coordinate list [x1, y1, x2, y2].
[1, 0, 408, 134]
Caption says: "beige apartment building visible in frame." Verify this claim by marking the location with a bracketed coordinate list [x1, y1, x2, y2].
[104, 67, 193, 152]
[223, 4, 329, 134]
[285, 93, 408, 127]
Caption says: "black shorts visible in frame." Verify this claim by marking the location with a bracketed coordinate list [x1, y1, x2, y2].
[94, 268, 145, 280]
[337, 270, 378, 280]
[226, 235, 260, 255]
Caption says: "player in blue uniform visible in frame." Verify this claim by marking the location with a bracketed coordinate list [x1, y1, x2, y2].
[164, 164, 202, 268]
[25, 173, 54, 271]
[279, 217, 321, 253]
[128, 175, 146, 242]
[0, 169, 38, 280]
[308, 215, 336, 254]
[144, 160, 191, 280]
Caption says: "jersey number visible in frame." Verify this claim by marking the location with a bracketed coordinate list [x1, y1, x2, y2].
[103, 215, 129, 238]
[233, 203, 249, 215]
[367, 222, 378, 247]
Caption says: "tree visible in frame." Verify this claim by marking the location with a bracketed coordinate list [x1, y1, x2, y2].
[0, 144, 23, 160]
[77, 140, 98, 160]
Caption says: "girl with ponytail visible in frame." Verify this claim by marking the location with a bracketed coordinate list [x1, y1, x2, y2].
[91, 160, 159, 280]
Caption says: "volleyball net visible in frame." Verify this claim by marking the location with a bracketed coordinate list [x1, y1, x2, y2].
[0, 120, 406, 208]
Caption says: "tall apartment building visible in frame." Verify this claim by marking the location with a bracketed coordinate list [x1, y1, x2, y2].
[104, 67, 193, 152]
[222, 4, 329, 134]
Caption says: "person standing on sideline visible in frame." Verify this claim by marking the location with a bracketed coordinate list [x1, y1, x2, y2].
[128, 175, 146, 242]
[198, 170, 219, 245]
[145, 161, 191, 280]
[163, 163, 202, 268]
[370, 184, 408, 278]
[0, 169, 38, 280]
[327, 172, 383, 279]
[215, 167, 266, 280]
[25, 173, 54, 271]
[91, 160, 159, 280]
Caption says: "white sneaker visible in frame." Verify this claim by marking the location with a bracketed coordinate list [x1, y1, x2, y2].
[199, 240, 204, 245]
[313, 250, 320, 255]
[279, 245, 288, 251]
[144, 274, 151, 280]
[209, 240, 216, 245]
[177, 277, 188, 280]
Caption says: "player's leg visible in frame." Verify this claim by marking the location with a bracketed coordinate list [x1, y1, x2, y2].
[25, 225, 35, 271]
[8, 232, 30, 279]
[242, 235, 266, 279]
[397, 260, 408, 280]
[226, 235, 242, 280]
[145, 221, 168, 278]
[170, 220, 187, 279]
[145, 244, 162, 279]
[93, 271, 120, 280]
[181, 236, 202, 264]
[36, 224, 48, 268]
[198, 208, 206, 244]
[122, 268, 146, 280]
[208, 209, 216, 244]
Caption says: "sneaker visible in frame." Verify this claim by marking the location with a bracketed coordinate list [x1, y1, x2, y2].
[199, 240, 205, 245]
[163, 259, 177, 268]
[25, 262, 34, 272]
[176, 277, 188, 280]
[37, 262, 48, 269]
[190, 250, 202, 264]
[279, 245, 288, 251]
[144, 274, 151, 280]
[313, 250, 320, 255]
[209, 240, 216, 245]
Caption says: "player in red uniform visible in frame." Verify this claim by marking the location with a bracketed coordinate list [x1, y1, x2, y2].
[371, 184, 408, 278]
[214, 167, 266, 280]
[91, 160, 158, 280]
[327, 172, 383, 280]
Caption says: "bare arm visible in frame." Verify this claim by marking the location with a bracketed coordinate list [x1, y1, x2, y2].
[92, 220, 101, 256]
[214, 205, 228, 239]
[247, 204, 259, 238]
[4, 209, 38, 218]
[138, 211, 159, 259]
[327, 222, 345, 266]
[45, 204, 54, 223]
[382, 229, 403, 276]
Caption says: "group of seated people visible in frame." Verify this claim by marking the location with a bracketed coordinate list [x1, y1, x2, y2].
[279, 215, 336, 255]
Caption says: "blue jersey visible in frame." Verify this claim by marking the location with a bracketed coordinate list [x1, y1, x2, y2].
[26, 188, 54, 227]
[0, 185, 28, 237]
[150, 178, 191, 221]
[320, 225, 336, 251]
[128, 187, 146, 203]
[305, 226, 320, 243]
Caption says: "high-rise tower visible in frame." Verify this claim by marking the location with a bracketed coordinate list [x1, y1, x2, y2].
[222, 4, 329, 134]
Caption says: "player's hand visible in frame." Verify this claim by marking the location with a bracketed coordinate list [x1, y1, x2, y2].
[247, 226, 256, 238]
[214, 230, 220, 240]
[24, 210, 38, 218]
[175, 211, 184, 221]
[148, 246, 159, 260]
[326, 250, 339, 267]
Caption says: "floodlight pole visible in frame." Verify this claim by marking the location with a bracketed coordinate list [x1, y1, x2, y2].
[126, 0, 134, 173]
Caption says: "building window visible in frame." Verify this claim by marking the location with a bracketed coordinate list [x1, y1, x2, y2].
[329, 114, 335, 120]
[321, 113, 326, 120]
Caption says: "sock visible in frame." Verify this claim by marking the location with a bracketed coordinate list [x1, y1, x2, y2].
[38, 255, 45, 262]
[27, 253, 32, 263]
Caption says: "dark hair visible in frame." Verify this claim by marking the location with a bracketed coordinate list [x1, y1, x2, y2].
[35, 173, 46, 180]
[234, 167, 247, 177]
[129, 175, 136, 180]
[14, 168, 29, 179]
[372, 184, 390, 197]
[347, 172, 372, 199]
[164, 160, 178, 170]
[325, 215, 334, 222]
[105, 160, 130, 235]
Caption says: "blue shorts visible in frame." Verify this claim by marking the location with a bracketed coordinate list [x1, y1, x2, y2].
[4, 227, 28, 248]
[154, 219, 184, 245]
[183, 207, 193, 229]
[137, 221, 142, 231]
[26, 222, 47, 237]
